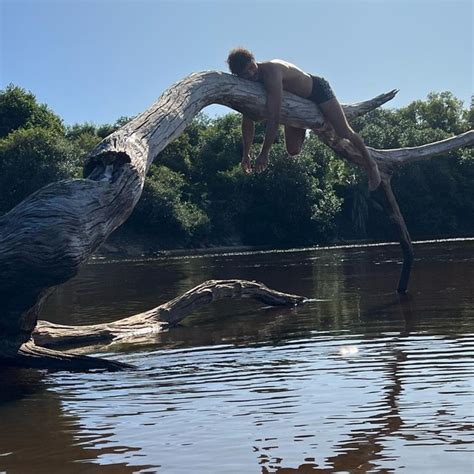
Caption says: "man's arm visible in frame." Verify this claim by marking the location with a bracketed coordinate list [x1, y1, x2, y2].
[256, 66, 283, 171]
[242, 115, 255, 157]
[241, 115, 254, 174]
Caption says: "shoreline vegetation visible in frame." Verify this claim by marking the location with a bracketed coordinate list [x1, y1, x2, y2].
[1, 84, 473, 255]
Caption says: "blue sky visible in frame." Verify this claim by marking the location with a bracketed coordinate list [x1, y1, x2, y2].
[1, 0, 472, 126]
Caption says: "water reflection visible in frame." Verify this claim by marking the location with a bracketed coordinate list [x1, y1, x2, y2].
[1, 240, 473, 473]
[0, 368, 155, 473]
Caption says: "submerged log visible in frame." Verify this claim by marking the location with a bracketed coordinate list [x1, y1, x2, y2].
[0, 71, 472, 367]
[8, 280, 305, 370]
[33, 279, 306, 350]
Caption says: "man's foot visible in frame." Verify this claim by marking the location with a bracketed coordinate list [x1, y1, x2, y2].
[255, 154, 269, 173]
[241, 157, 253, 175]
[368, 163, 381, 191]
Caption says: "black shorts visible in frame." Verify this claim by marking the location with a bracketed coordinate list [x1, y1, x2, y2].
[308, 75, 335, 104]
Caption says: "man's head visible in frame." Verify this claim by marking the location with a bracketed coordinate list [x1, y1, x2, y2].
[227, 47, 258, 81]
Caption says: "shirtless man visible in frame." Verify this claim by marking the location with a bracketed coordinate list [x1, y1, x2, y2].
[226, 47, 381, 191]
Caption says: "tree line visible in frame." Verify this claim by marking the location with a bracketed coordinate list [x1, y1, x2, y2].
[1, 84, 472, 249]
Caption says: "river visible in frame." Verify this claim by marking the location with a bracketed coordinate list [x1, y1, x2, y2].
[1, 239, 473, 473]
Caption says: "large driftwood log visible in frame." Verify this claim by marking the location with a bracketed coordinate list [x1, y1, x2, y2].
[13, 280, 305, 370]
[33, 279, 306, 349]
[0, 71, 472, 368]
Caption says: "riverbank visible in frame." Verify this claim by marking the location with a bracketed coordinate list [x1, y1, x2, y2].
[93, 226, 474, 261]
[93, 224, 384, 260]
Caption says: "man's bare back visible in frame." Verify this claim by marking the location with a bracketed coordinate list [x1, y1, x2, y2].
[257, 60, 313, 99]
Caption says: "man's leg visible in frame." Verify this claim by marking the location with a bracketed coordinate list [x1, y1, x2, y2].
[284, 126, 307, 156]
[319, 98, 381, 190]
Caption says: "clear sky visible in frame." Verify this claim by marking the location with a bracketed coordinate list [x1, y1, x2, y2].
[1, 0, 472, 126]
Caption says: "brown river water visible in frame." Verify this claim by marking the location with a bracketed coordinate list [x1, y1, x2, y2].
[1, 239, 473, 473]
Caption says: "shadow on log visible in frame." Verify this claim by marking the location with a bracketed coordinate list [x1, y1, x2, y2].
[0, 71, 473, 369]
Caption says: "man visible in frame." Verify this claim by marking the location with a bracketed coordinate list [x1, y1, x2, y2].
[226, 47, 381, 191]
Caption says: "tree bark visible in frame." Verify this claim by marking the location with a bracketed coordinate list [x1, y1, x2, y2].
[12, 280, 306, 370]
[32, 279, 306, 349]
[9, 342, 132, 371]
[0, 71, 472, 366]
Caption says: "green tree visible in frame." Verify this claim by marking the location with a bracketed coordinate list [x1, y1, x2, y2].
[0, 127, 80, 214]
[402, 91, 467, 134]
[128, 165, 210, 245]
[0, 84, 64, 139]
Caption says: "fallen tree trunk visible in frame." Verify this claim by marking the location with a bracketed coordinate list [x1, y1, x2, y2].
[33, 279, 306, 349]
[0, 71, 472, 367]
[11, 280, 305, 370]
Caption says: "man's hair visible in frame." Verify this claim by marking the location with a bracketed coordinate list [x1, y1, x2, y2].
[227, 47, 255, 75]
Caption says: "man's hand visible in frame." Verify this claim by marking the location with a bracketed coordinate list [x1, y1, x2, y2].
[255, 152, 269, 173]
[241, 155, 253, 175]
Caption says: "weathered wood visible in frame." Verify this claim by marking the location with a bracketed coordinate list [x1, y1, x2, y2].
[32, 279, 307, 349]
[378, 181, 414, 294]
[83, 73, 399, 177]
[1, 279, 306, 370]
[10, 341, 132, 371]
[0, 71, 472, 364]
[371, 130, 474, 167]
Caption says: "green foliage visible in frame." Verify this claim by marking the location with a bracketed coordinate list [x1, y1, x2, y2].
[129, 165, 211, 245]
[65, 122, 102, 163]
[0, 127, 80, 214]
[0, 84, 64, 139]
[403, 92, 467, 134]
[391, 151, 474, 237]
[233, 149, 341, 245]
[194, 114, 242, 178]
[156, 113, 210, 176]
